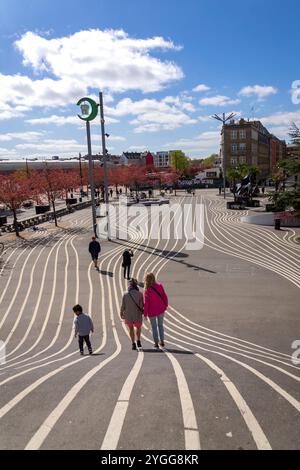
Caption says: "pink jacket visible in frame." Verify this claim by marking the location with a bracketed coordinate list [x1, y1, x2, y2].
[144, 283, 168, 318]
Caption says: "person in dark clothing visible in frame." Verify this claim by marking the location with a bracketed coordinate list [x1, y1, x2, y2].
[122, 249, 134, 279]
[110, 188, 113, 198]
[89, 236, 101, 270]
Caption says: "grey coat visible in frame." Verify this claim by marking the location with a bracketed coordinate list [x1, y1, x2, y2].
[120, 290, 144, 323]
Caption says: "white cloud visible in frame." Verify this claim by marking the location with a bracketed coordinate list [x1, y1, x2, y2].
[164, 130, 220, 156]
[199, 95, 240, 107]
[193, 84, 210, 92]
[14, 29, 183, 93]
[106, 135, 126, 141]
[127, 145, 148, 151]
[107, 96, 197, 133]
[0, 131, 44, 142]
[15, 138, 85, 155]
[259, 110, 300, 127]
[239, 85, 278, 100]
[0, 29, 184, 121]
[25, 114, 119, 126]
[268, 126, 290, 139]
[0, 147, 18, 157]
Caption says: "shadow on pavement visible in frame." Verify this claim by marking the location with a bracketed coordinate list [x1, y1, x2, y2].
[111, 239, 216, 275]
[99, 270, 114, 277]
[142, 348, 194, 355]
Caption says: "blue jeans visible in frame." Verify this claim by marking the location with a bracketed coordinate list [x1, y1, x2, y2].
[150, 314, 164, 344]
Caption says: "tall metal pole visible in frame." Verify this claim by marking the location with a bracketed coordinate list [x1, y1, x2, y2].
[212, 112, 236, 200]
[99, 91, 111, 240]
[222, 113, 226, 200]
[79, 152, 83, 198]
[86, 121, 97, 237]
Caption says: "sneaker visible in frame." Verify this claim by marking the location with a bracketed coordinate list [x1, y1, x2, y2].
[89, 350, 93, 355]
[80, 351, 84, 355]
[132, 342, 137, 350]
[136, 340, 142, 349]
[160, 341, 165, 348]
[154, 343, 159, 349]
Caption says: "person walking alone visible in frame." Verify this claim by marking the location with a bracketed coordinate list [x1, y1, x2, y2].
[122, 248, 134, 279]
[73, 304, 94, 355]
[120, 278, 144, 350]
[143, 273, 168, 349]
[89, 236, 101, 270]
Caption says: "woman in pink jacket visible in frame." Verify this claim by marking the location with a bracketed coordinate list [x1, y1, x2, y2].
[144, 272, 168, 349]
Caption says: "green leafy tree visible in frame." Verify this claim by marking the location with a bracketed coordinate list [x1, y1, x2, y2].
[170, 150, 189, 175]
[268, 123, 300, 213]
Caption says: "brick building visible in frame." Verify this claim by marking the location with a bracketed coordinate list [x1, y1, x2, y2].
[221, 118, 286, 178]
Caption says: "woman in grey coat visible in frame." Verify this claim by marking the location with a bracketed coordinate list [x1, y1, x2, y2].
[120, 278, 144, 350]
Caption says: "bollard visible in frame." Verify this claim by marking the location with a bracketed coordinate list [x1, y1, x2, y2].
[274, 218, 281, 230]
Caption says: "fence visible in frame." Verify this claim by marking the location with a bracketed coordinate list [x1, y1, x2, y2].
[0, 200, 92, 234]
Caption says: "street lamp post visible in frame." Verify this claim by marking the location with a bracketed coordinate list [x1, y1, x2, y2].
[212, 112, 236, 199]
[79, 152, 83, 201]
[99, 91, 111, 240]
[77, 97, 98, 237]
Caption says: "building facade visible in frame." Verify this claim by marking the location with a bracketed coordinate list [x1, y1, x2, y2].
[221, 119, 286, 178]
[286, 143, 300, 160]
[154, 151, 170, 168]
[121, 152, 145, 166]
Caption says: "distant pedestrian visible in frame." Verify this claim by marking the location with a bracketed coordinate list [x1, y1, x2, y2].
[89, 236, 101, 270]
[73, 304, 94, 355]
[110, 188, 113, 198]
[122, 249, 134, 279]
[261, 185, 265, 195]
[143, 273, 168, 349]
[120, 279, 144, 350]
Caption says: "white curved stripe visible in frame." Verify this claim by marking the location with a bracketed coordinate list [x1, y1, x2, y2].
[195, 352, 271, 450]
[101, 352, 144, 450]
[164, 321, 300, 382]
[165, 351, 201, 450]
[166, 313, 300, 370]
[166, 332, 300, 413]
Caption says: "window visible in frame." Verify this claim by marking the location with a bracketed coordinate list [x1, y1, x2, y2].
[239, 156, 246, 164]
[239, 130, 246, 139]
[231, 158, 238, 165]
[231, 144, 238, 153]
[231, 130, 238, 140]
[239, 143, 246, 154]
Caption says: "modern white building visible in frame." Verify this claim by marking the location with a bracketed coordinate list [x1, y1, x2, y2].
[154, 151, 170, 168]
[195, 166, 222, 183]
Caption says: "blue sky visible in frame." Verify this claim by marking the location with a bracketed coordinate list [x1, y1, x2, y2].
[0, 0, 299, 159]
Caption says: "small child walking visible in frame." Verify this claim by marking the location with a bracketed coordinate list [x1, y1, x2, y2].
[73, 304, 94, 355]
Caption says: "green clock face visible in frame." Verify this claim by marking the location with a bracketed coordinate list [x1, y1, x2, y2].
[77, 97, 98, 121]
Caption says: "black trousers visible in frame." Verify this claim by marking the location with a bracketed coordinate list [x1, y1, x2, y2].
[123, 264, 131, 279]
[78, 335, 92, 353]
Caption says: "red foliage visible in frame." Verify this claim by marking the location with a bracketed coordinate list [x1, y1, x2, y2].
[0, 173, 31, 210]
[0, 173, 32, 236]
